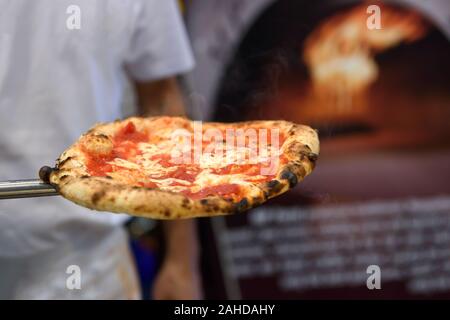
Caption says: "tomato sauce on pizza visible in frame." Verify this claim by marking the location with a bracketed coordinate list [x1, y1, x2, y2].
[81, 121, 287, 201]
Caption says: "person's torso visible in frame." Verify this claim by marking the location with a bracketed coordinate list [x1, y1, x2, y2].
[0, 0, 142, 298]
[0, 0, 138, 179]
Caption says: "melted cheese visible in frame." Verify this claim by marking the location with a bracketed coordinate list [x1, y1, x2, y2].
[107, 136, 279, 196]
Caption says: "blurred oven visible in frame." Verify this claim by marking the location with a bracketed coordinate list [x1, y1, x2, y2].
[186, 0, 450, 299]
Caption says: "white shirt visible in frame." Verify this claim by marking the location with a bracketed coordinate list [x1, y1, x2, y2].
[0, 0, 194, 299]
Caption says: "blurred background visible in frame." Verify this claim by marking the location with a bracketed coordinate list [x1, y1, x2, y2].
[2, 0, 448, 300]
[169, 0, 450, 299]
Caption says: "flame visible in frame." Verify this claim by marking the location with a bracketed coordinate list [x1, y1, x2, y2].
[302, 2, 428, 113]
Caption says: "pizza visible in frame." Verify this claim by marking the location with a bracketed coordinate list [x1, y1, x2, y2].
[44, 116, 319, 219]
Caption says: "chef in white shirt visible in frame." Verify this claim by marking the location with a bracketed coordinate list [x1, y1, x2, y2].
[0, 0, 201, 299]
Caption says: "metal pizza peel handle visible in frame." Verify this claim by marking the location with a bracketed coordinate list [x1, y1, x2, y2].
[0, 166, 58, 199]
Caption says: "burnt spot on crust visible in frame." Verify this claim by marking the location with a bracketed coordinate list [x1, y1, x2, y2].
[288, 125, 298, 136]
[57, 156, 74, 167]
[91, 190, 106, 205]
[80, 175, 89, 179]
[83, 134, 113, 155]
[235, 198, 249, 213]
[209, 203, 221, 212]
[181, 198, 191, 209]
[297, 165, 307, 178]
[306, 152, 319, 162]
[39, 166, 55, 183]
[59, 175, 70, 181]
[163, 209, 171, 218]
[299, 148, 318, 163]
[265, 180, 285, 196]
[266, 180, 280, 189]
[200, 198, 221, 214]
[285, 141, 304, 158]
[199, 198, 232, 214]
[298, 145, 318, 163]
[105, 175, 113, 179]
[280, 170, 298, 188]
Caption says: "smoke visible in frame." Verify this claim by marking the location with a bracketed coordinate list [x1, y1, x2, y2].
[245, 48, 291, 120]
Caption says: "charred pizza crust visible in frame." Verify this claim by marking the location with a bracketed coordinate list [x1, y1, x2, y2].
[46, 117, 319, 219]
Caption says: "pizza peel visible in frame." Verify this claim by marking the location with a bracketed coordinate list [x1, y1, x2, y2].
[0, 167, 58, 199]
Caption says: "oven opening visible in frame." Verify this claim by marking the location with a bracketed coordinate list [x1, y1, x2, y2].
[213, 1, 450, 203]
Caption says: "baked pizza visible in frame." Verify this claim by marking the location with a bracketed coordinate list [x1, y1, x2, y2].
[45, 116, 319, 219]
